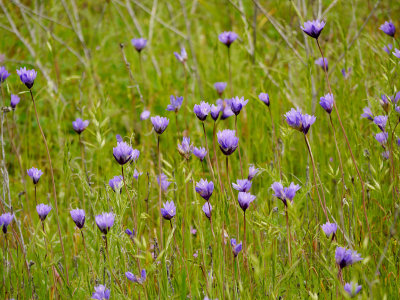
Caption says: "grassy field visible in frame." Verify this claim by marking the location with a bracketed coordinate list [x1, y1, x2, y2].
[0, 0, 400, 299]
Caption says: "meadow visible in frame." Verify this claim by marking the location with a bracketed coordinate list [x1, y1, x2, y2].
[0, 0, 400, 299]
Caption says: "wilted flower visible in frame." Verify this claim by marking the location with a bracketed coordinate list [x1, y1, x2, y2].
[335, 246, 363, 269]
[301, 20, 325, 39]
[218, 31, 238, 47]
[0, 213, 13, 234]
[92, 285, 110, 300]
[36, 204, 52, 221]
[375, 132, 388, 144]
[174, 47, 188, 63]
[195, 179, 214, 200]
[27, 167, 43, 184]
[315, 57, 328, 70]
[10, 95, 20, 109]
[166, 95, 184, 112]
[113, 141, 134, 165]
[383, 43, 393, 54]
[109, 175, 123, 193]
[271, 182, 300, 207]
[202, 202, 212, 219]
[16, 67, 37, 89]
[321, 222, 337, 238]
[161, 201, 176, 220]
[131, 38, 147, 52]
[70, 209, 85, 229]
[210, 104, 222, 121]
[140, 110, 150, 120]
[157, 173, 171, 191]
[193, 146, 207, 161]
[379, 21, 396, 37]
[178, 137, 193, 159]
[217, 129, 239, 155]
[344, 282, 362, 298]
[248, 165, 259, 180]
[393, 48, 400, 58]
[72, 118, 89, 134]
[214, 82, 227, 96]
[230, 238, 242, 257]
[151, 116, 169, 134]
[0, 66, 10, 83]
[320, 93, 334, 114]
[258, 93, 270, 106]
[232, 179, 252, 192]
[237, 192, 256, 212]
[194, 101, 211, 121]
[374, 115, 388, 131]
[95, 212, 115, 235]
[133, 169, 142, 180]
[361, 107, 374, 121]
[230, 96, 248, 115]
[126, 269, 146, 284]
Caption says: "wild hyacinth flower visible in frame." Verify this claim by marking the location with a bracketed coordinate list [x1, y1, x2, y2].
[396, 105, 400, 114]
[218, 31, 238, 47]
[230, 238, 242, 257]
[0, 213, 13, 234]
[95, 212, 115, 235]
[16, 67, 37, 89]
[344, 282, 362, 298]
[92, 285, 110, 300]
[392, 92, 400, 104]
[125, 228, 135, 237]
[285, 108, 303, 131]
[27, 167, 43, 184]
[174, 47, 188, 64]
[383, 44, 393, 54]
[374, 115, 388, 131]
[230, 96, 248, 115]
[133, 169, 142, 180]
[126, 269, 146, 284]
[194, 101, 211, 121]
[335, 246, 363, 269]
[202, 202, 212, 219]
[140, 110, 150, 120]
[380, 94, 390, 112]
[219, 99, 234, 120]
[166, 95, 183, 112]
[151, 116, 169, 134]
[0, 66, 10, 83]
[177, 136, 193, 159]
[36, 204, 52, 221]
[157, 173, 171, 192]
[319, 93, 334, 114]
[193, 146, 207, 162]
[321, 222, 337, 238]
[271, 182, 301, 207]
[301, 114, 316, 134]
[195, 179, 214, 200]
[361, 107, 374, 121]
[232, 179, 252, 192]
[161, 201, 176, 220]
[10, 94, 20, 109]
[72, 118, 89, 134]
[131, 38, 147, 52]
[375, 132, 388, 145]
[70, 209, 85, 229]
[393, 49, 400, 58]
[379, 21, 396, 37]
[217, 129, 239, 155]
[109, 175, 123, 193]
[315, 57, 328, 70]
[284, 183, 301, 202]
[210, 104, 221, 121]
[248, 165, 259, 180]
[214, 82, 227, 97]
[258, 93, 270, 106]
[113, 141, 134, 165]
[237, 192, 256, 212]
[301, 20, 325, 39]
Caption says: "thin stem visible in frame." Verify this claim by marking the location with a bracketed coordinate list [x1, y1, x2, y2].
[235, 115, 244, 178]
[202, 122, 216, 181]
[122, 166, 136, 228]
[389, 120, 400, 198]
[226, 156, 239, 237]
[207, 200, 215, 238]
[285, 206, 292, 266]
[212, 121, 224, 193]
[81, 230, 95, 278]
[228, 47, 233, 96]
[243, 211, 246, 257]
[157, 135, 163, 249]
[34, 185, 37, 207]
[268, 106, 282, 179]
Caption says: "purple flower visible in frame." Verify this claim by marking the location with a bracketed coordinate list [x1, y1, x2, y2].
[382, 151, 390, 160]
[220, 99, 234, 120]
[344, 282, 362, 298]
[178, 137, 193, 159]
[321, 222, 337, 237]
[16, 67, 37, 89]
[202, 202, 212, 219]
[151, 116, 169, 134]
[166, 95, 184, 112]
[0, 213, 14, 234]
[161, 201, 176, 220]
[174, 47, 188, 63]
[271, 182, 300, 206]
[361, 107, 374, 121]
[319, 93, 334, 114]
[341, 68, 352, 79]
[375, 132, 388, 144]
[230, 238, 242, 257]
[72, 118, 89, 134]
[131, 38, 147, 52]
[70, 209, 85, 229]
[380, 95, 390, 112]
[237, 192, 256, 212]
[285, 108, 303, 131]
[0, 66, 10, 83]
[383, 43, 393, 54]
[125, 228, 135, 237]
[133, 169, 142, 180]
[379, 21, 396, 37]
[301, 114, 316, 134]
[248, 165, 259, 180]
[230, 96, 248, 115]
[116, 134, 123, 143]
[92, 285, 110, 300]
[258, 93, 270, 106]
[232, 179, 252, 192]
[315, 57, 328, 70]
[190, 227, 197, 235]
[284, 183, 301, 201]
[393, 48, 400, 58]
[95, 212, 115, 235]
[140, 110, 150, 120]
[210, 104, 221, 121]
[113, 141, 134, 165]
[374, 115, 388, 131]
[195, 179, 214, 201]
[157, 173, 171, 192]
[214, 82, 227, 96]
[217, 129, 239, 155]
[36, 203, 52, 221]
[335, 246, 363, 269]
[301, 20, 325, 39]
[27, 167, 43, 184]
[126, 269, 146, 284]
[194, 101, 211, 121]
[392, 92, 400, 104]
[218, 31, 238, 47]
[109, 175, 123, 193]
[193, 146, 207, 162]
[10, 95, 20, 109]
[396, 105, 400, 114]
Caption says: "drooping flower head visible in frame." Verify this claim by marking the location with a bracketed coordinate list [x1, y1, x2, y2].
[383, 43, 393, 54]
[315, 57, 328, 70]
[113, 141, 134, 165]
[95, 212, 115, 235]
[218, 31, 238, 47]
[177, 137, 193, 159]
[361, 107, 374, 121]
[335, 246, 363, 269]
[217, 129, 239, 155]
[230, 238, 242, 257]
[27, 167, 43, 184]
[375, 132, 388, 145]
[210, 104, 222, 121]
[166, 95, 184, 112]
[258, 93, 270, 106]
[374, 115, 388, 131]
[230, 96, 249, 115]
[248, 165, 259, 180]
[151, 116, 169, 134]
[321, 222, 337, 238]
[237, 192, 256, 212]
[140, 110, 150, 120]
[271, 182, 301, 206]
[161, 201, 176, 220]
[393, 48, 400, 58]
[10, 94, 20, 109]
[16, 67, 37, 89]
[193, 146, 207, 162]
[202, 202, 212, 219]
[157, 173, 171, 192]
[319, 93, 334, 114]
[379, 21, 396, 37]
[174, 47, 188, 63]
[70, 209, 85, 229]
[92, 285, 110, 300]
[131, 38, 147, 52]
[195, 179, 214, 201]
[0, 213, 13, 234]
[72, 118, 89, 134]
[126, 269, 146, 284]
[344, 282, 362, 298]
[109, 175, 123, 193]
[36, 204, 52, 221]
[194, 101, 211, 121]
[301, 20, 326, 39]
[232, 179, 252, 192]
[0, 66, 10, 83]
[214, 82, 227, 97]
[133, 169, 142, 180]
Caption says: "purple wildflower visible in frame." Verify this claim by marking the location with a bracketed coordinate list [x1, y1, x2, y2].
[174, 47, 188, 63]
[113, 141, 134, 165]
[202, 202, 212, 219]
[151, 116, 169, 134]
[10, 95, 20, 109]
[16, 67, 37, 89]
[166, 95, 184, 112]
[382, 151, 390, 160]
[161, 201, 176, 220]
[237, 192, 256, 212]
[70, 209, 85, 229]
[217, 129, 239, 155]
[230, 96, 248, 115]
[92, 285, 110, 300]
[335, 246, 363, 269]
[131, 38, 147, 52]
[193, 146, 207, 162]
[214, 82, 227, 97]
[393, 48, 400, 58]
[126, 269, 146, 284]
[0, 213, 13, 234]
[341, 67, 352, 79]
[157, 173, 171, 192]
[0, 66, 10, 83]
[374, 115, 388, 131]
[301, 114, 316, 134]
[109, 175, 123, 193]
[344, 282, 362, 298]
[195, 179, 214, 201]
[133, 169, 142, 180]
[230, 238, 242, 257]
[218, 31, 238, 47]
[361, 107, 374, 121]
[140, 110, 150, 120]
[210, 104, 221, 121]
[232, 179, 252, 192]
[319, 93, 334, 114]
[285, 108, 303, 131]
[375, 132, 388, 144]
[72, 118, 89, 134]
[220, 99, 234, 120]
[271, 182, 300, 206]
[95, 212, 115, 235]
[301, 20, 325, 39]
[27, 167, 43, 184]
[258, 93, 270, 106]
[125, 228, 135, 237]
[248, 165, 259, 180]
[194, 101, 211, 121]
[321, 222, 337, 238]
[36, 204, 52, 221]
[383, 43, 393, 54]
[315, 57, 328, 70]
[379, 21, 396, 37]
[177, 137, 193, 159]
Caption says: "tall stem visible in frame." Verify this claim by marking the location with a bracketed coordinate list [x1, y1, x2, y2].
[212, 122, 224, 193]
[285, 206, 292, 266]
[122, 166, 136, 228]
[202, 122, 215, 181]
[157, 135, 163, 249]
[243, 211, 246, 257]
[29, 89, 69, 284]
[226, 156, 239, 237]
[81, 230, 95, 278]
[268, 107, 282, 179]
[207, 200, 215, 237]
[235, 115, 244, 178]
[228, 47, 233, 96]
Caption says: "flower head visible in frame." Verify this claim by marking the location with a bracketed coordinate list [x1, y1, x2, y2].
[0, 213, 13, 234]
[161, 201, 176, 220]
[36, 204, 52, 221]
[271, 182, 300, 206]
[232, 179, 252, 192]
[193, 146, 207, 161]
[284, 183, 301, 201]
[70, 209, 85, 229]
[258, 93, 270, 106]
[157, 173, 171, 192]
[237, 192, 256, 212]
[194, 101, 211, 121]
[382, 150, 390, 160]
[140, 110, 150, 120]
[166, 95, 183, 112]
[220, 99, 234, 120]
[131, 38, 147, 52]
[301, 20, 325, 39]
[335, 246, 363, 269]
[361, 107, 374, 121]
[177, 137, 193, 159]
[217, 129, 239, 155]
[151, 116, 169, 134]
[113, 141, 134, 165]
[374, 115, 388, 131]
[218, 31, 238, 47]
[109, 175, 123, 193]
[10, 95, 20, 109]
[125, 228, 135, 237]
[174, 47, 188, 63]
[319, 93, 334, 114]
[383, 43, 393, 54]
[214, 82, 227, 96]
[230, 96, 248, 115]
[230, 238, 242, 257]
[126, 269, 146, 284]
[301, 114, 316, 134]
[27, 167, 43, 184]
[375, 132, 388, 144]
[0, 66, 10, 83]
[379, 21, 396, 37]
[72, 118, 89, 134]
[344, 282, 362, 298]
[202, 202, 212, 219]
[210, 104, 222, 121]
[195, 179, 214, 201]
[95, 212, 115, 235]
[248, 165, 259, 180]
[285, 108, 303, 131]
[341, 68, 352, 79]
[321, 222, 337, 237]
[133, 169, 142, 180]
[16, 67, 37, 89]
[393, 48, 400, 58]
[92, 285, 110, 300]
[315, 57, 328, 70]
